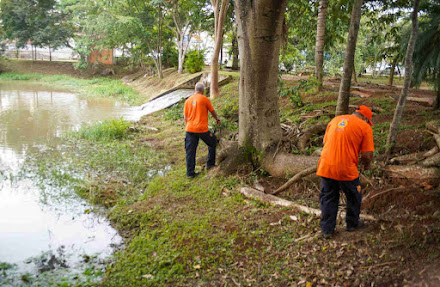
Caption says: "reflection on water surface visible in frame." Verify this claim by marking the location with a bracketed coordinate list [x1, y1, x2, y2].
[0, 81, 125, 284]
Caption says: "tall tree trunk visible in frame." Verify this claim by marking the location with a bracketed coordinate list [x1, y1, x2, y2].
[232, 29, 239, 70]
[335, 0, 363, 116]
[210, 0, 229, 99]
[314, 0, 328, 91]
[388, 57, 398, 86]
[385, 0, 420, 156]
[235, 0, 287, 150]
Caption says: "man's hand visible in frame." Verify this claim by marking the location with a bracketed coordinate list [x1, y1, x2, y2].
[216, 119, 221, 126]
[360, 151, 373, 170]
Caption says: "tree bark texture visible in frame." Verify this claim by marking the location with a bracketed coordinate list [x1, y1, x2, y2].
[314, 0, 328, 91]
[385, 0, 420, 155]
[335, 0, 363, 116]
[235, 0, 287, 150]
[210, 0, 229, 99]
[262, 153, 319, 179]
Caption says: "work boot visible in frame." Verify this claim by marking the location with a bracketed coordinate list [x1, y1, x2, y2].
[187, 172, 200, 179]
[322, 231, 334, 239]
[347, 220, 365, 232]
[206, 165, 218, 170]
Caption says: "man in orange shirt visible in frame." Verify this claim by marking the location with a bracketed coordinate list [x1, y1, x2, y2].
[184, 82, 221, 178]
[317, 105, 374, 238]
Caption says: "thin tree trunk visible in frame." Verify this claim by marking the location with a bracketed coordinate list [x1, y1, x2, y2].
[157, 5, 163, 79]
[335, 0, 363, 116]
[220, 31, 223, 68]
[388, 57, 398, 86]
[385, 0, 420, 156]
[352, 61, 357, 83]
[210, 0, 229, 99]
[232, 25, 239, 70]
[49, 45, 52, 62]
[315, 0, 328, 91]
[235, 0, 286, 150]
[232, 30, 239, 70]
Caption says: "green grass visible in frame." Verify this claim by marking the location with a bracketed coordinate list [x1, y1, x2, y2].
[74, 118, 131, 142]
[18, 73, 440, 286]
[0, 72, 142, 105]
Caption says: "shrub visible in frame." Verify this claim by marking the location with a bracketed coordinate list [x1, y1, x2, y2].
[184, 50, 205, 73]
[279, 86, 303, 107]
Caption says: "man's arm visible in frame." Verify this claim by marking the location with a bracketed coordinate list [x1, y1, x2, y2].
[210, 110, 221, 126]
[360, 151, 373, 170]
[184, 115, 187, 126]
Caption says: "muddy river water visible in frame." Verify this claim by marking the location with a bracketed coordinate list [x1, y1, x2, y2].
[0, 81, 137, 285]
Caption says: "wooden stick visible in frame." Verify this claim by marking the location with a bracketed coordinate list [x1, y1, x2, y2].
[365, 187, 406, 201]
[239, 187, 376, 221]
[359, 261, 397, 270]
[360, 173, 374, 187]
[272, 167, 318, 195]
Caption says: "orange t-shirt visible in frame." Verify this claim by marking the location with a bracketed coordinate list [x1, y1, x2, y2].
[316, 115, 374, 181]
[184, 93, 214, 133]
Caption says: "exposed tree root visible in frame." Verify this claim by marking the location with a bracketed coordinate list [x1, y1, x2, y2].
[272, 166, 318, 195]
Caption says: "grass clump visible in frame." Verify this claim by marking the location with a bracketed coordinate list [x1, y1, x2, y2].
[75, 118, 130, 142]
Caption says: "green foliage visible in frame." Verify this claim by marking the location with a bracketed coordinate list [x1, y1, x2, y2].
[184, 50, 205, 73]
[75, 119, 130, 142]
[296, 77, 318, 92]
[0, 0, 74, 50]
[412, 1, 440, 106]
[279, 86, 303, 107]
[164, 101, 184, 121]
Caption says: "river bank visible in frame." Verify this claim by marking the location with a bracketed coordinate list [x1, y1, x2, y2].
[1, 61, 439, 286]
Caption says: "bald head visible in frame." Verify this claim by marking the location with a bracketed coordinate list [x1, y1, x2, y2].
[195, 82, 204, 94]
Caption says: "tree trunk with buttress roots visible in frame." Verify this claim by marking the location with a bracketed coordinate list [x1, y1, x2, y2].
[315, 0, 328, 91]
[234, 0, 287, 150]
[385, 0, 420, 155]
[210, 0, 229, 99]
[335, 0, 363, 116]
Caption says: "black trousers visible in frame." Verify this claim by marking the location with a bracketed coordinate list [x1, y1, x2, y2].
[185, 131, 217, 177]
[320, 177, 362, 234]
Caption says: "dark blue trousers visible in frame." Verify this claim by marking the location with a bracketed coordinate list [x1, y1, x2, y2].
[320, 177, 362, 234]
[185, 131, 217, 177]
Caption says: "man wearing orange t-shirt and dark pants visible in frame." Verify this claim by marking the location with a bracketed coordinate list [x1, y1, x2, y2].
[317, 105, 374, 239]
[184, 82, 221, 178]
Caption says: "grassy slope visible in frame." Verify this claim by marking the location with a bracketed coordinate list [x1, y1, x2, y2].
[7, 66, 440, 286]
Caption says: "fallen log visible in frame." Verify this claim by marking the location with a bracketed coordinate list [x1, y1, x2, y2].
[239, 187, 376, 221]
[389, 151, 427, 165]
[420, 152, 440, 167]
[406, 97, 436, 107]
[262, 152, 319, 179]
[382, 165, 440, 187]
[272, 167, 318, 195]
